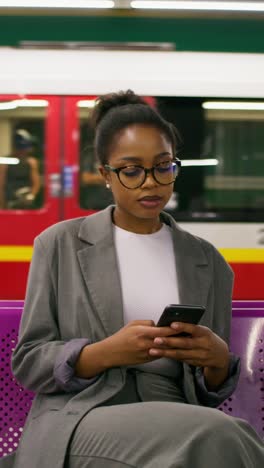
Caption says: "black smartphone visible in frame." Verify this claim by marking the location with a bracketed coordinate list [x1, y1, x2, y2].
[157, 304, 205, 336]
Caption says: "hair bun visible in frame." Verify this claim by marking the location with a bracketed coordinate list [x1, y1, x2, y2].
[91, 90, 147, 129]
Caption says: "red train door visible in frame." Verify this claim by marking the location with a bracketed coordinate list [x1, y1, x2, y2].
[62, 96, 113, 221]
[0, 95, 61, 299]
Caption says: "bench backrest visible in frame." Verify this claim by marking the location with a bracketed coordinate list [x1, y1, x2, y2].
[0, 306, 34, 458]
[218, 308, 264, 436]
[0, 301, 264, 458]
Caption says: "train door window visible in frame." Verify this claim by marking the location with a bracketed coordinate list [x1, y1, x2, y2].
[77, 99, 113, 210]
[0, 98, 47, 210]
[157, 97, 264, 222]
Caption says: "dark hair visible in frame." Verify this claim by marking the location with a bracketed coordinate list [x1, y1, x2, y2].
[14, 129, 34, 150]
[90, 90, 181, 165]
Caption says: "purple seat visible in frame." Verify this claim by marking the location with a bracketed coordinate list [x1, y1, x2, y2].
[0, 306, 34, 458]
[218, 309, 264, 439]
[0, 302, 24, 308]
[232, 301, 264, 309]
[0, 302, 263, 459]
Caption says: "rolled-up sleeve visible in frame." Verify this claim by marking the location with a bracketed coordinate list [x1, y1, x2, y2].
[194, 353, 241, 407]
[54, 338, 100, 392]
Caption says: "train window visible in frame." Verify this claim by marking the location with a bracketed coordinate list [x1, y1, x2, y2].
[77, 97, 264, 221]
[78, 99, 113, 210]
[157, 97, 264, 222]
[0, 98, 46, 210]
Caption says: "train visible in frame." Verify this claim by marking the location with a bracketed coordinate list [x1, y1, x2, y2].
[0, 47, 263, 299]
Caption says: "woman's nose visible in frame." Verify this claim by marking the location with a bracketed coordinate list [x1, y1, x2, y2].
[141, 170, 158, 188]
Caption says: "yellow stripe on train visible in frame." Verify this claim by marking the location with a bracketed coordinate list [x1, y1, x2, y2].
[0, 246, 264, 263]
[0, 246, 33, 262]
[219, 248, 264, 263]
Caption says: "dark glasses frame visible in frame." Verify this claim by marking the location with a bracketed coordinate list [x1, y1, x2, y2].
[104, 158, 181, 189]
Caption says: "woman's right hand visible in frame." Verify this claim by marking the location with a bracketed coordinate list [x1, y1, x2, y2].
[75, 321, 176, 379]
[102, 320, 175, 368]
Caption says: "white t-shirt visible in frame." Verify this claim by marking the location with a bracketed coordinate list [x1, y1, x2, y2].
[113, 223, 182, 378]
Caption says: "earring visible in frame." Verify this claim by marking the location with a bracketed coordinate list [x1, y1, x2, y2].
[106, 183, 111, 189]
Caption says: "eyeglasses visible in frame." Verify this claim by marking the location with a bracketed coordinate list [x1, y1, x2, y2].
[104, 159, 181, 189]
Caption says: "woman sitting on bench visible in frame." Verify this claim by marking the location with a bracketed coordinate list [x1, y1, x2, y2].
[4, 90, 264, 468]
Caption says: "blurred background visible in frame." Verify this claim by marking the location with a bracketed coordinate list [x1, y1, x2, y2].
[0, 0, 264, 299]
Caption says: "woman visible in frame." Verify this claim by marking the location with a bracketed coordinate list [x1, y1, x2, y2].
[4, 91, 263, 468]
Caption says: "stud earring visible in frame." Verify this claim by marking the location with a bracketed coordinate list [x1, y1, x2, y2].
[106, 183, 111, 189]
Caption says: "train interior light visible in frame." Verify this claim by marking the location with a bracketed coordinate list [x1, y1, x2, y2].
[202, 101, 264, 111]
[0, 157, 19, 165]
[131, 1, 264, 12]
[181, 159, 219, 167]
[78, 100, 96, 108]
[0, 99, 48, 111]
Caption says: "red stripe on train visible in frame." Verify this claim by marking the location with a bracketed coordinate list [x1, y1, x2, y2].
[0, 262, 263, 300]
[231, 263, 264, 300]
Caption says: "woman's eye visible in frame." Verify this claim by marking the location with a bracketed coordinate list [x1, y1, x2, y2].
[122, 167, 142, 177]
[156, 162, 172, 173]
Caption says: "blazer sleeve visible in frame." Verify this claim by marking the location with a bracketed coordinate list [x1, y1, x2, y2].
[192, 241, 240, 407]
[194, 353, 240, 407]
[54, 338, 100, 392]
[11, 236, 97, 394]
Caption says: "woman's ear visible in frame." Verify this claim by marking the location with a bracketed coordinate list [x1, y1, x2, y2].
[98, 165, 107, 180]
[99, 166, 111, 188]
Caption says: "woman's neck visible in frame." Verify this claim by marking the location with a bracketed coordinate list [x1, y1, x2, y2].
[113, 207, 162, 234]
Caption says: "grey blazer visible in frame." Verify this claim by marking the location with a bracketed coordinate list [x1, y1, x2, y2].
[2, 206, 239, 468]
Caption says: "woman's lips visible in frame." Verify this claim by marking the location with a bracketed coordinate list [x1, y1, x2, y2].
[138, 196, 162, 208]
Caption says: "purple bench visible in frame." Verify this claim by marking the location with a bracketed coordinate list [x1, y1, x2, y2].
[218, 308, 264, 436]
[0, 302, 264, 459]
[0, 307, 34, 458]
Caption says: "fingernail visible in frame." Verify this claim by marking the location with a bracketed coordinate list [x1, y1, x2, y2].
[154, 337, 163, 344]
[149, 349, 159, 355]
[171, 323, 180, 329]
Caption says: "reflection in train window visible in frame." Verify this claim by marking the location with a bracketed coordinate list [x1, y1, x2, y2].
[0, 99, 46, 210]
[78, 97, 264, 221]
[78, 99, 113, 210]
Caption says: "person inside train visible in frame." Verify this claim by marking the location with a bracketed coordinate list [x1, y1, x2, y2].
[80, 120, 113, 209]
[0, 129, 41, 209]
[4, 90, 263, 468]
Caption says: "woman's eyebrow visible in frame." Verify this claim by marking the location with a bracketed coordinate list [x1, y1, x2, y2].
[117, 152, 172, 163]
[154, 152, 172, 160]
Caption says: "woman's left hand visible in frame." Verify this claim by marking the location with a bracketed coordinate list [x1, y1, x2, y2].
[149, 322, 230, 389]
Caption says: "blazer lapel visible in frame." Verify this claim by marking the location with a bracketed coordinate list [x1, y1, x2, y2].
[174, 232, 210, 309]
[77, 206, 124, 337]
[161, 212, 211, 317]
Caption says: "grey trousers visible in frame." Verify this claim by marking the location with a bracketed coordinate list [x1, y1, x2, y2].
[66, 371, 264, 468]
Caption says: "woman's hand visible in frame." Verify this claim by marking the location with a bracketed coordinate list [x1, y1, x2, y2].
[103, 320, 177, 368]
[149, 322, 230, 390]
[75, 321, 176, 379]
